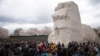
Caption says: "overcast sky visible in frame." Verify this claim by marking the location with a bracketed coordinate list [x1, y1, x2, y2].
[0, 0, 100, 34]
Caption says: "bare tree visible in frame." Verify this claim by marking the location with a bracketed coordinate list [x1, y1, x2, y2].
[13, 26, 52, 36]
[0, 27, 8, 38]
[26, 28, 38, 36]
[25, 27, 52, 36]
[14, 28, 23, 36]
[39, 26, 52, 35]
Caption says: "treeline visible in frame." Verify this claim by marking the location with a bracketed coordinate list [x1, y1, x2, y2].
[9, 35, 48, 38]
[0, 26, 52, 38]
[0, 35, 48, 42]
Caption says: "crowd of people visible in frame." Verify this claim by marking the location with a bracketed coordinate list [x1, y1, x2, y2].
[0, 40, 100, 56]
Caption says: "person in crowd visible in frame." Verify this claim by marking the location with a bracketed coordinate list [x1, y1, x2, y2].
[0, 41, 99, 56]
[49, 42, 57, 56]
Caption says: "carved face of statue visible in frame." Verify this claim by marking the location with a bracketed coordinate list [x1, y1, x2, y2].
[52, 1, 78, 21]
[52, 8, 69, 21]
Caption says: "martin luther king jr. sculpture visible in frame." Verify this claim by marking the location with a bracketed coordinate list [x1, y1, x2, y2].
[48, 1, 100, 46]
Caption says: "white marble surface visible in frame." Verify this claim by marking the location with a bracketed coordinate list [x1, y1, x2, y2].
[48, 1, 100, 46]
[48, 1, 82, 46]
[82, 24, 100, 42]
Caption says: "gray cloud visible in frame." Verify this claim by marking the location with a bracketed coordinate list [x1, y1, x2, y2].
[0, 16, 16, 23]
[0, 0, 3, 2]
[34, 13, 52, 24]
[0, 0, 53, 25]
[89, 0, 100, 5]
[0, 0, 100, 30]
[81, 0, 100, 28]
[94, 13, 100, 18]
[0, 16, 26, 24]
[0, 13, 52, 25]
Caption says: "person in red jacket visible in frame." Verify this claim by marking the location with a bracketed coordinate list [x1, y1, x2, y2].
[38, 42, 45, 56]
